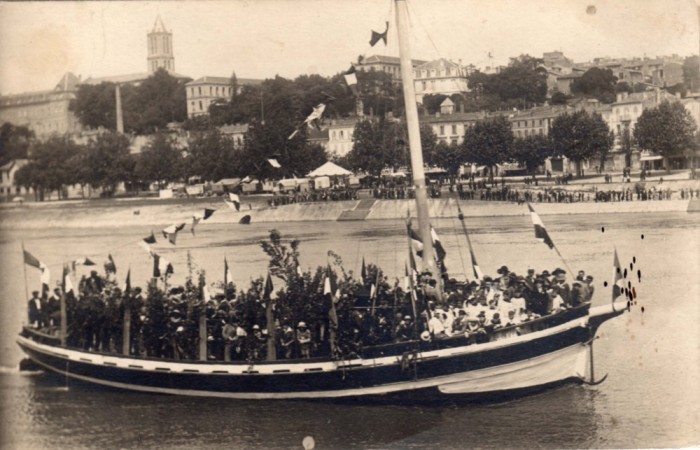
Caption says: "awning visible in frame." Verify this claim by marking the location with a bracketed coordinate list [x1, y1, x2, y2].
[639, 155, 663, 161]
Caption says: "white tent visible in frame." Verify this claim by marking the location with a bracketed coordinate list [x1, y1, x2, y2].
[307, 161, 352, 178]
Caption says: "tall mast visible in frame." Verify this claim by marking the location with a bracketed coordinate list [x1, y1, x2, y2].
[395, 0, 436, 273]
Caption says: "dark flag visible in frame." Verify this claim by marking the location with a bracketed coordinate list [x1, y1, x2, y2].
[123, 268, 131, 294]
[72, 257, 96, 272]
[143, 232, 157, 244]
[263, 271, 274, 300]
[369, 21, 389, 46]
[527, 203, 555, 249]
[23, 249, 41, 269]
[430, 227, 447, 261]
[105, 254, 117, 274]
[612, 248, 623, 301]
[406, 218, 424, 256]
[153, 254, 161, 278]
[361, 257, 367, 285]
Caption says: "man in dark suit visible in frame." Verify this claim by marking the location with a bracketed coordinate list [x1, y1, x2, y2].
[27, 291, 43, 328]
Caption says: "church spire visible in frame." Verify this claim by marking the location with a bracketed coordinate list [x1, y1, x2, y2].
[147, 15, 175, 74]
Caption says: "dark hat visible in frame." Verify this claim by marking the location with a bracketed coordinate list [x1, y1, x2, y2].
[497, 265, 509, 275]
[527, 269, 535, 274]
[552, 268, 566, 275]
[483, 276, 493, 282]
[477, 311, 486, 317]
[541, 270, 550, 277]
[586, 275, 594, 281]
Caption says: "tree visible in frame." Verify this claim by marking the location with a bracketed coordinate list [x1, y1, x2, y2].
[432, 141, 464, 175]
[346, 118, 404, 175]
[421, 94, 449, 115]
[186, 128, 239, 181]
[136, 133, 184, 188]
[70, 70, 190, 134]
[620, 126, 634, 168]
[0, 122, 34, 165]
[127, 69, 190, 134]
[571, 67, 618, 104]
[511, 135, 553, 174]
[550, 91, 569, 105]
[550, 110, 612, 176]
[85, 131, 133, 194]
[462, 115, 514, 178]
[14, 136, 83, 200]
[634, 100, 697, 172]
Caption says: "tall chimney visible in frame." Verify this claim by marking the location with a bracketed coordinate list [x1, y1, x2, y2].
[115, 84, 124, 133]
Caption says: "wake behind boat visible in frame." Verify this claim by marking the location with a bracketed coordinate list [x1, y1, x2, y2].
[16, 0, 630, 402]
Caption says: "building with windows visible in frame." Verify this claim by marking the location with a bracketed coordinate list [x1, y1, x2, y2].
[413, 58, 470, 103]
[357, 55, 427, 81]
[327, 118, 360, 157]
[421, 111, 486, 145]
[0, 73, 83, 137]
[0, 159, 31, 200]
[185, 76, 263, 118]
[219, 123, 249, 148]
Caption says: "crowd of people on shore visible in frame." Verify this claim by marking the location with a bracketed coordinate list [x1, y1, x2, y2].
[27, 261, 594, 363]
[267, 188, 359, 207]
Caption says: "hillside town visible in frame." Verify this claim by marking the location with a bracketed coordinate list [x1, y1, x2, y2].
[1, 15, 699, 203]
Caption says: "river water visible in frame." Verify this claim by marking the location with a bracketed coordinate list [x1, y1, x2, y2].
[0, 210, 698, 448]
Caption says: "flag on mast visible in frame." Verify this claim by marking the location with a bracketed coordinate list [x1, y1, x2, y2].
[162, 223, 186, 245]
[228, 193, 241, 211]
[612, 248, 623, 301]
[470, 247, 484, 281]
[344, 65, 358, 96]
[123, 268, 131, 294]
[360, 257, 367, 285]
[23, 249, 42, 269]
[63, 265, 74, 294]
[527, 203, 555, 249]
[191, 208, 216, 235]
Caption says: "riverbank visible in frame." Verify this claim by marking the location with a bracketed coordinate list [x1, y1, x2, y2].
[0, 196, 693, 229]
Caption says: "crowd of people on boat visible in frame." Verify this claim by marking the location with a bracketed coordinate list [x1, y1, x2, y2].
[27, 261, 594, 363]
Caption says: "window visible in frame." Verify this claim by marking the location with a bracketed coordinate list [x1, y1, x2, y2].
[198, 87, 202, 95]
[539, 128, 543, 136]
[439, 125, 445, 135]
[332, 131, 336, 139]
[199, 101, 203, 111]
[422, 81, 427, 90]
[451, 125, 457, 135]
[340, 130, 344, 139]
[524, 130, 529, 136]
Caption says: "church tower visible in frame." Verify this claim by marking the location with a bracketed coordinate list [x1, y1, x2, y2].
[147, 16, 175, 73]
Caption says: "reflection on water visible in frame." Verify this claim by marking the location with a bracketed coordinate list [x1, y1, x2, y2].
[1, 211, 699, 448]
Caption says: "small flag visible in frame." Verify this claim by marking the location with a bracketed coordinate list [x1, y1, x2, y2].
[369, 21, 389, 47]
[138, 240, 153, 255]
[470, 247, 484, 281]
[143, 232, 157, 245]
[63, 265, 74, 294]
[105, 254, 117, 274]
[40, 265, 51, 287]
[288, 103, 328, 140]
[153, 253, 174, 278]
[430, 226, 447, 261]
[404, 262, 410, 291]
[224, 257, 233, 287]
[123, 268, 131, 293]
[527, 203, 554, 249]
[263, 271, 274, 300]
[191, 209, 214, 236]
[162, 223, 186, 245]
[344, 65, 358, 96]
[612, 248, 623, 301]
[267, 159, 282, 169]
[323, 264, 335, 296]
[406, 218, 424, 255]
[23, 249, 41, 269]
[228, 193, 241, 211]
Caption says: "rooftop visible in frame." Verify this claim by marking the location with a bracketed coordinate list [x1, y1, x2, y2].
[187, 76, 263, 86]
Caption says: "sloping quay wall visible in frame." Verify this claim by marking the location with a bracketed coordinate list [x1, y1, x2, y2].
[0, 198, 690, 229]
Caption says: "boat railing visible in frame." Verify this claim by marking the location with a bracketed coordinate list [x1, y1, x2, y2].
[20, 303, 591, 365]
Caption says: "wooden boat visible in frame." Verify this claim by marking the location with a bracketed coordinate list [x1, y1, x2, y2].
[16, 0, 626, 401]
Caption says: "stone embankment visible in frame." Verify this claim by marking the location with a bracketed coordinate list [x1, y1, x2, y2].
[0, 197, 693, 229]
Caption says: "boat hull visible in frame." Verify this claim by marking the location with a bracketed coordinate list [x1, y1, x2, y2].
[17, 317, 593, 400]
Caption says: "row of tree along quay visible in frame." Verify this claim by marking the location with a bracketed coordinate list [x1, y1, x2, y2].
[2, 58, 698, 201]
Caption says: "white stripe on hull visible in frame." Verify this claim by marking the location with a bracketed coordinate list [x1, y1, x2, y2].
[437, 342, 588, 394]
[25, 343, 590, 399]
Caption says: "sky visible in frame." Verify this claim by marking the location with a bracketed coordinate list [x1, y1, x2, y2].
[0, 0, 698, 95]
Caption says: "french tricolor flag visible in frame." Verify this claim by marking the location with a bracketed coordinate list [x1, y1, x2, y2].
[527, 203, 554, 249]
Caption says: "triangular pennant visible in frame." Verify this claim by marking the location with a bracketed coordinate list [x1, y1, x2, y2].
[143, 232, 157, 245]
[369, 21, 389, 46]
